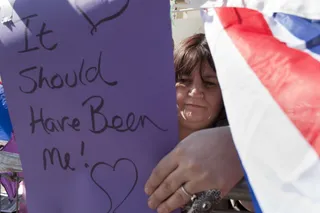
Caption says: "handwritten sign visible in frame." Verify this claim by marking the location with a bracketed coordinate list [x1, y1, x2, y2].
[0, 0, 178, 212]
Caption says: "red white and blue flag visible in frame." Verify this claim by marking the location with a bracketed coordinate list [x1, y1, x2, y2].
[188, 0, 320, 212]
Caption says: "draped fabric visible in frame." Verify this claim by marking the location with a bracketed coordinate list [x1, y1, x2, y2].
[200, 1, 320, 212]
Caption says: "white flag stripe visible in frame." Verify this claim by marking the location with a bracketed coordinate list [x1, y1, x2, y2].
[186, 0, 320, 19]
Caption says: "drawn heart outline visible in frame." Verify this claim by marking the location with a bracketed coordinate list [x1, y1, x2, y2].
[90, 158, 138, 213]
[75, 0, 130, 35]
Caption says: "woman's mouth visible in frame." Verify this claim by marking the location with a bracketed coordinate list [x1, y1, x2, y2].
[184, 104, 206, 109]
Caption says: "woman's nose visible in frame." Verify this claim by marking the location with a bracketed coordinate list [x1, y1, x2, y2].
[188, 84, 204, 98]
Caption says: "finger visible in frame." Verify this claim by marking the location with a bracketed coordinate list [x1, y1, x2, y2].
[156, 182, 194, 213]
[145, 152, 178, 195]
[148, 167, 186, 209]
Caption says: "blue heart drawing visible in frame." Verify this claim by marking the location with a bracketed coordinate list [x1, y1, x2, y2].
[90, 158, 138, 213]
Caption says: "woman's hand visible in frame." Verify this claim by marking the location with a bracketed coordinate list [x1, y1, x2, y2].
[145, 126, 244, 213]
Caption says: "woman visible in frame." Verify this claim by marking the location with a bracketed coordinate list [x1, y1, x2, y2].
[176, 34, 251, 212]
[146, 33, 253, 213]
[175, 34, 227, 140]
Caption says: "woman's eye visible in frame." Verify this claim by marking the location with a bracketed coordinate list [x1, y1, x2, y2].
[204, 81, 217, 87]
[179, 78, 191, 84]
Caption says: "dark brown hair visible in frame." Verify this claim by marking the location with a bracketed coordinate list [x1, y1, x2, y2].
[174, 33, 215, 82]
[174, 33, 228, 127]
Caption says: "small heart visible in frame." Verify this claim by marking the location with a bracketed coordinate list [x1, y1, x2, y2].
[76, 0, 130, 35]
[90, 158, 138, 213]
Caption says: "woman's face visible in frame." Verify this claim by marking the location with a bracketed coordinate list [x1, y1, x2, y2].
[176, 61, 222, 131]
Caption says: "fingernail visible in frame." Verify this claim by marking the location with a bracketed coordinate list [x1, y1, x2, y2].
[157, 206, 167, 213]
[145, 187, 150, 195]
[148, 199, 155, 209]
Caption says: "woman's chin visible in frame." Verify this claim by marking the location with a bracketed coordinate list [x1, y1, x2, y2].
[182, 119, 212, 130]
[179, 112, 214, 130]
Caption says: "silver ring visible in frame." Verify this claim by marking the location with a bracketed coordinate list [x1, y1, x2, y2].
[180, 185, 197, 201]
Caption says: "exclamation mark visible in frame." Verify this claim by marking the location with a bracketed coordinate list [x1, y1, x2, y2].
[81, 141, 89, 168]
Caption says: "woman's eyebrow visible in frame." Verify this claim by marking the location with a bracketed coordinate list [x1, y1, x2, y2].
[203, 75, 217, 79]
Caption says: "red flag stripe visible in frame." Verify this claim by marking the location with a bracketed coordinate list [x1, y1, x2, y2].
[215, 8, 320, 155]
